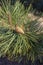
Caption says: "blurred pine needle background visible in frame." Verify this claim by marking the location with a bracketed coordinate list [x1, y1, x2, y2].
[0, 0, 43, 65]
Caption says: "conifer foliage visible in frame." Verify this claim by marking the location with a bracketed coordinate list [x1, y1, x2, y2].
[0, 0, 43, 62]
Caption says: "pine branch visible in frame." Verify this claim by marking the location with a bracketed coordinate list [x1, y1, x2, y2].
[0, 0, 43, 62]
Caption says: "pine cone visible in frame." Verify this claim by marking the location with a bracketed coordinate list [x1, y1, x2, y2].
[15, 25, 24, 34]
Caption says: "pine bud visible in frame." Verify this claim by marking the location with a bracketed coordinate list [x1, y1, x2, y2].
[15, 25, 24, 34]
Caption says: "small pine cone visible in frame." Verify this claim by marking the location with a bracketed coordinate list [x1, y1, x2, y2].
[15, 26, 24, 34]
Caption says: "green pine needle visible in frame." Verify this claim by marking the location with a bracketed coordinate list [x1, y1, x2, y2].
[0, 0, 43, 63]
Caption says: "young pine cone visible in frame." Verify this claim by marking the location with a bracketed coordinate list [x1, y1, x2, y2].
[15, 25, 24, 34]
